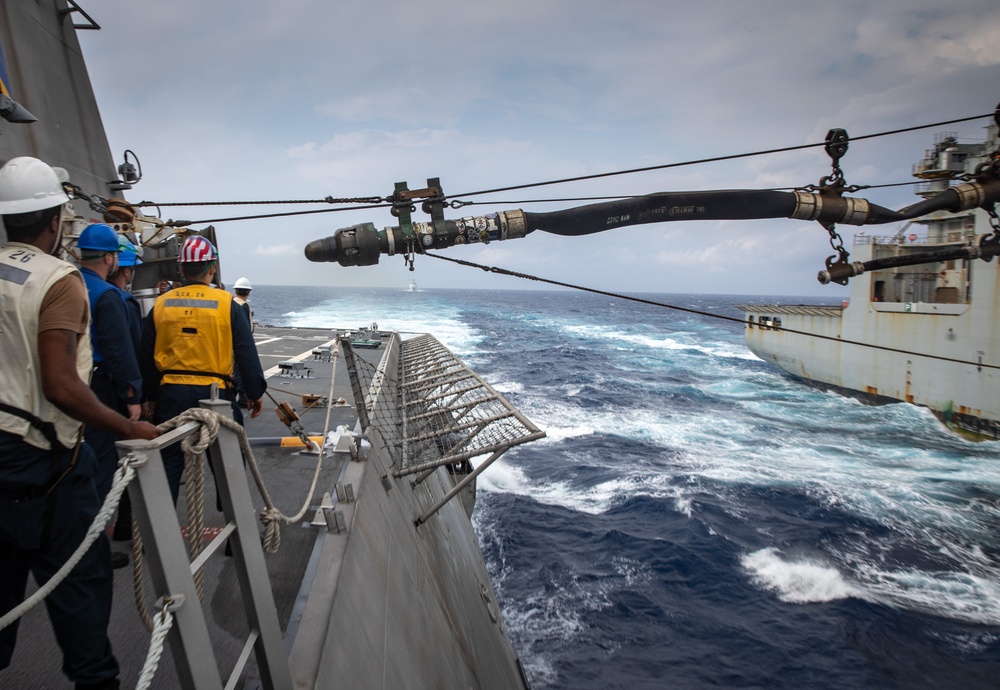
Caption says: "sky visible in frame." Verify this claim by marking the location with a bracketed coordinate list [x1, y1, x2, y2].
[76, 0, 1000, 296]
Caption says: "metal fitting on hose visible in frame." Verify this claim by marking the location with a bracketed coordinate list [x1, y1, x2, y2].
[817, 261, 866, 285]
[791, 192, 870, 226]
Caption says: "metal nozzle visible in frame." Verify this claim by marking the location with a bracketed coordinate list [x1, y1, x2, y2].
[304, 223, 383, 266]
[304, 211, 529, 268]
[817, 261, 865, 285]
[304, 236, 339, 263]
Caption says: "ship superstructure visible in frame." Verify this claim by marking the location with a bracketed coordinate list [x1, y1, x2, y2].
[744, 125, 1000, 439]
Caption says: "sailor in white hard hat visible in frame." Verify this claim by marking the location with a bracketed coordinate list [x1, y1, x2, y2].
[232, 276, 254, 331]
[0, 156, 159, 688]
[230, 277, 255, 405]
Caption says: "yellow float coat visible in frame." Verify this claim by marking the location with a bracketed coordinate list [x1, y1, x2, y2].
[153, 283, 234, 388]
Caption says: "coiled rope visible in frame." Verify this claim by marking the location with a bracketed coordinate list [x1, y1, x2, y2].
[130, 364, 344, 624]
[130, 407, 269, 629]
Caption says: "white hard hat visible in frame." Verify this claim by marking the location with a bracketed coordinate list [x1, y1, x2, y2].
[0, 156, 72, 215]
[233, 276, 253, 290]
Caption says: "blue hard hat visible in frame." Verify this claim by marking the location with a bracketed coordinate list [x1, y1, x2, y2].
[118, 249, 142, 266]
[77, 223, 120, 252]
[116, 235, 142, 266]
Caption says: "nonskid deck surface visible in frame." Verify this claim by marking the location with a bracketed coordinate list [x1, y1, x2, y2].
[5, 326, 378, 688]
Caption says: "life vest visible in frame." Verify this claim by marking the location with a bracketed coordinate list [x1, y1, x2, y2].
[0, 242, 92, 450]
[80, 266, 117, 364]
[152, 283, 235, 388]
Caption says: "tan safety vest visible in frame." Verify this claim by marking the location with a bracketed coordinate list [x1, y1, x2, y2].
[152, 283, 235, 388]
[0, 242, 92, 450]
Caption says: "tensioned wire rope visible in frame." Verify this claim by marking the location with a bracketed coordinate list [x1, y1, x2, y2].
[132, 107, 999, 371]
[424, 251, 1000, 373]
[131, 110, 994, 225]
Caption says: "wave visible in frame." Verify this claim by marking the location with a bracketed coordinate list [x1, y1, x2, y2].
[266, 286, 1000, 687]
[479, 458, 641, 515]
[279, 291, 483, 354]
[742, 547, 860, 603]
[743, 547, 1000, 625]
[560, 321, 760, 361]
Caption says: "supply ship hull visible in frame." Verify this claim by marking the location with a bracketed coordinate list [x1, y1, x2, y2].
[744, 126, 1000, 440]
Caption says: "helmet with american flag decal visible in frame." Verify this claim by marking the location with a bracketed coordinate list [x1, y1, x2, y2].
[177, 235, 217, 263]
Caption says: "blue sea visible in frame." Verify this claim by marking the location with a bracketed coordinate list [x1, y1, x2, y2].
[254, 285, 1000, 689]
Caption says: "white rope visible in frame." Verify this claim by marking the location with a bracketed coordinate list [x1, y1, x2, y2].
[0, 457, 137, 632]
[130, 511, 154, 632]
[5, 391, 346, 636]
[263, 342, 339, 524]
[154, 407, 284, 553]
[134, 603, 175, 690]
[131, 408, 228, 629]
[154, 408, 223, 602]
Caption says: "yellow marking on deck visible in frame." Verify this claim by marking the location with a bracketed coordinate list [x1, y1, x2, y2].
[280, 436, 324, 447]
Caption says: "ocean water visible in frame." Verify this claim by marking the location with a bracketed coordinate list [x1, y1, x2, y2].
[254, 285, 1000, 689]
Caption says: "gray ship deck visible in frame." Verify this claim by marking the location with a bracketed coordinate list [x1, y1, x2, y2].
[4, 325, 372, 689]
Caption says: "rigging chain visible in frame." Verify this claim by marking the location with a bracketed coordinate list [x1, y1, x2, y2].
[797, 128, 858, 282]
[425, 251, 1000, 372]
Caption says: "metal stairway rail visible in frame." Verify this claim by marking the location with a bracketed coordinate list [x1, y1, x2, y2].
[116, 397, 293, 690]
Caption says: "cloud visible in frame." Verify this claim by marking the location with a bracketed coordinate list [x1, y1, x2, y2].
[855, 7, 1000, 73]
[254, 243, 301, 257]
[76, 0, 1000, 296]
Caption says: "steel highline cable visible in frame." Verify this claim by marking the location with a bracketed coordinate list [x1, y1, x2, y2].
[138, 110, 994, 226]
[448, 112, 993, 200]
[425, 252, 1000, 372]
[141, 178, 913, 218]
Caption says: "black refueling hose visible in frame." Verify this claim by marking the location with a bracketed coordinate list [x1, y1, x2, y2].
[303, 187, 926, 266]
[522, 190, 800, 236]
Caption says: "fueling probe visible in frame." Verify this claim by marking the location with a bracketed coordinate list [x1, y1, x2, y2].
[305, 174, 1000, 280]
[304, 178, 529, 269]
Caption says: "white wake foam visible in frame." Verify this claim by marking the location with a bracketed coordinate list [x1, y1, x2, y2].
[743, 547, 1000, 625]
[742, 548, 860, 603]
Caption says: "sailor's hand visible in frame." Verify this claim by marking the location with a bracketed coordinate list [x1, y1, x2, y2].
[126, 403, 142, 422]
[249, 398, 263, 419]
[141, 401, 156, 419]
[126, 420, 161, 440]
